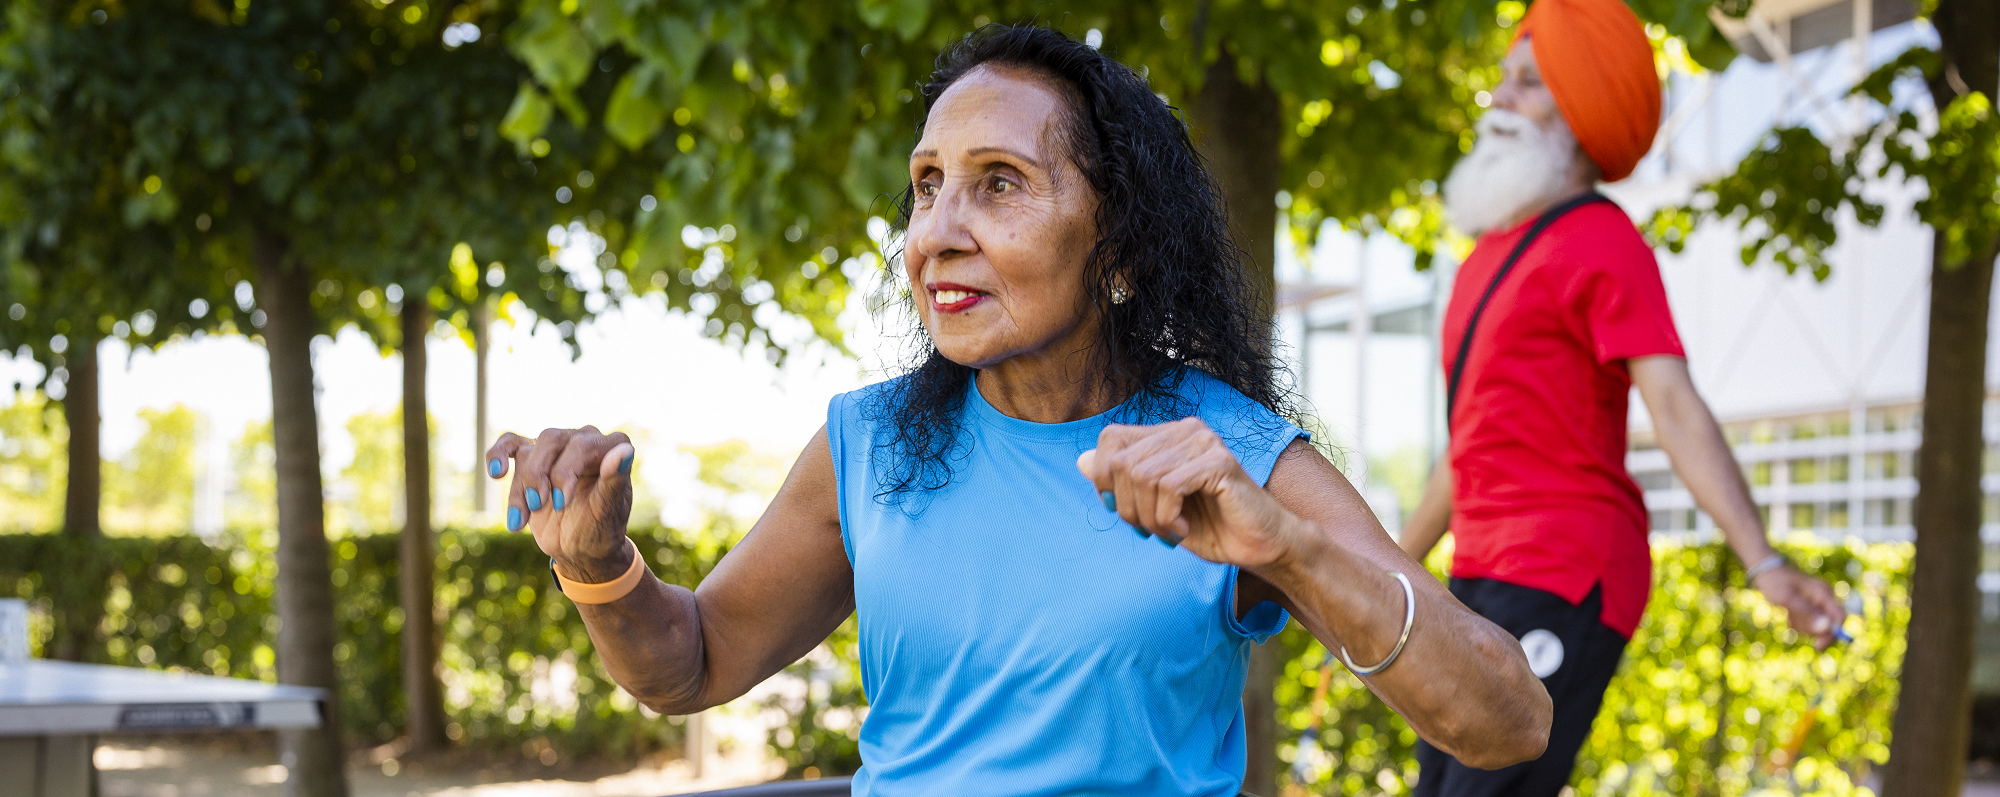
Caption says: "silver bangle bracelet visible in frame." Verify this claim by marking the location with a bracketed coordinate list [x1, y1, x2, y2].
[1341, 571, 1416, 677]
[1743, 552, 1788, 584]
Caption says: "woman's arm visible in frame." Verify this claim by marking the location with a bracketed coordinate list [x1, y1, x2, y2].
[1629, 355, 1844, 647]
[1397, 460, 1453, 562]
[1081, 423, 1550, 769]
[488, 425, 853, 714]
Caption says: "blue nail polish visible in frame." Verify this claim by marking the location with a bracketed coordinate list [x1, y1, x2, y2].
[619, 453, 633, 475]
[553, 488, 565, 511]
[507, 506, 522, 531]
[1100, 490, 1116, 512]
[526, 488, 542, 511]
[1833, 627, 1854, 644]
[489, 458, 504, 478]
[1157, 535, 1179, 549]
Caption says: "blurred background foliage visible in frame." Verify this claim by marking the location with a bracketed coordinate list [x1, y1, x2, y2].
[0, 390, 64, 532]
[0, 526, 712, 761]
[0, 526, 1909, 791]
[1268, 537, 1908, 797]
[0, 397, 212, 533]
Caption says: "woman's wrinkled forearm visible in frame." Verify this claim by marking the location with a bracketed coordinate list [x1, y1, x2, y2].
[1253, 516, 1553, 769]
[574, 574, 714, 715]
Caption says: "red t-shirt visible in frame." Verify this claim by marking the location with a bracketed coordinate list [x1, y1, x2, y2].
[1441, 201, 1685, 638]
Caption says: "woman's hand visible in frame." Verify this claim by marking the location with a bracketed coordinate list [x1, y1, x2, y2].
[1753, 564, 1849, 650]
[486, 427, 636, 583]
[1077, 418, 1303, 568]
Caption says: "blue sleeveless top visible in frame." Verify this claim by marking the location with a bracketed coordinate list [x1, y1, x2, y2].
[826, 368, 1304, 796]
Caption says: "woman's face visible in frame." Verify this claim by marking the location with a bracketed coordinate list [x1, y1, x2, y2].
[905, 65, 1101, 370]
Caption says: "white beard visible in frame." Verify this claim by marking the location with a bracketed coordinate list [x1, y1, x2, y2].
[1443, 109, 1583, 237]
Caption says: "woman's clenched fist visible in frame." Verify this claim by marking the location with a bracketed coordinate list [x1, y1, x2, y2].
[1077, 417, 1304, 569]
[486, 426, 636, 582]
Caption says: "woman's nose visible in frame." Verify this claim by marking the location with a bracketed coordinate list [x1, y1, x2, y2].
[913, 184, 977, 262]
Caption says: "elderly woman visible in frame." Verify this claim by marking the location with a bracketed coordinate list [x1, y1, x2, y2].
[487, 25, 1549, 796]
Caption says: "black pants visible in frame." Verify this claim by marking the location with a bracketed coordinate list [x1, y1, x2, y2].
[1413, 579, 1627, 797]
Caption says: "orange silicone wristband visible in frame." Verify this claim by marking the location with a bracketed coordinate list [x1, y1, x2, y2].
[553, 538, 646, 605]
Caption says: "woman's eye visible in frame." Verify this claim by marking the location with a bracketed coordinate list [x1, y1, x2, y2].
[990, 176, 1016, 193]
[916, 181, 938, 197]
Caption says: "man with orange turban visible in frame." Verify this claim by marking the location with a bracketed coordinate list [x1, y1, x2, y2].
[1397, 0, 1847, 793]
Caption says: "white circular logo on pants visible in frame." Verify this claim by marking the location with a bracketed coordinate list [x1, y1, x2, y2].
[1520, 629, 1564, 679]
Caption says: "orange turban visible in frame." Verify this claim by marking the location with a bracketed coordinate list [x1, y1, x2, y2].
[1512, 0, 1661, 182]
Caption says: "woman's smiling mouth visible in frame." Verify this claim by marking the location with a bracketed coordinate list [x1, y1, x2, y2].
[929, 283, 989, 313]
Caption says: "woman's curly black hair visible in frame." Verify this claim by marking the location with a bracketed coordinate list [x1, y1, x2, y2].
[868, 24, 1297, 500]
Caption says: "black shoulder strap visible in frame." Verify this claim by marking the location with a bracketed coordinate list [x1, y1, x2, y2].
[1445, 191, 1609, 425]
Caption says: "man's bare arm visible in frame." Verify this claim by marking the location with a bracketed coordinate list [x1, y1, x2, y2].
[1399, 460, 1453, 562]
[1629, 356, 1845, 647]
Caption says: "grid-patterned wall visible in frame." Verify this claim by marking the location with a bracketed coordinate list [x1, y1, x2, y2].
[1627, 403, 1937, 545]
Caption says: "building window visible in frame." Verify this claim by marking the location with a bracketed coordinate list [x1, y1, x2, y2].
[1868, 407, 1919, 434]
[1790, 458, 1820, 484]
[1650, 510, 1674, 532]
[1865, 498, 1908, 527]
[1750, 462, 1774, 487]
[1986, 495, 2000, 525]
[1827, 456, 1850, 483]
[1865, 452, 1905, 481]
[1790, 503, 1820, 531]
[1828, 501, 1850, 528]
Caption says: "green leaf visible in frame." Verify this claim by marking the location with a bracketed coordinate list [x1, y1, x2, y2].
[605, 65, 670, 150]
[549, 86, 590, 130]
[626, 15, 706, 86]
[661, 17, 706, 85]
[499, 83, 554, 151]
[892, 0, 931, 41]
[840, 127, 904, 212]
[855, 0, 893, 31]
[510, 8, 595, 92]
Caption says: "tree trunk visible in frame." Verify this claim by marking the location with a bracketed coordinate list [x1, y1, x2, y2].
[472, 300, 491, 514]
[400, 301, 447, 753]
[1882, 243, 1996, 797]
[54, 334, 101, 663]
[1193, 51, 1283, 322]
[256, 231, 351, 797]
[61, 335, 100, 540]
[1191, 47, 1285, 797]
[1882, 4, 1997, 793]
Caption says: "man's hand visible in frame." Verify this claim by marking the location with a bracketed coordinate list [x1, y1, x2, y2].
[1077, 418, 1305, 569]
[1753, 564, 1848, 650]
[486, 426, 636, 583]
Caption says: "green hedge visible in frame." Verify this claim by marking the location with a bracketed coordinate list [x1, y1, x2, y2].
[1271, 537, 1909, 796]
[0, 527, 721, 761]
[2, 531, 1909, 793]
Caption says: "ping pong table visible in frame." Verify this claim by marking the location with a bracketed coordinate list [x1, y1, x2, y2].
[0, 659, 326, 797]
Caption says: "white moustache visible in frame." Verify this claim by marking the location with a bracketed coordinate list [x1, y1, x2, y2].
[1443, 109, 1582, 237]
